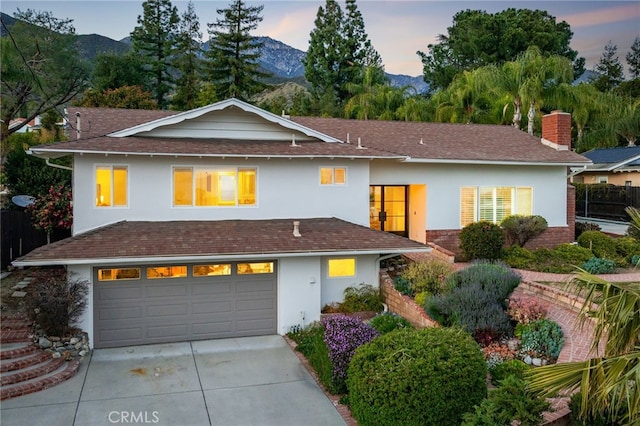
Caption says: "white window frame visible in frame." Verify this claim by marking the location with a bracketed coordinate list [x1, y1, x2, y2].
[460, 186, 533, 227]
[94, 164, 129, 208]
[172, 165, 258, 207]
[319, 166, 347, 186]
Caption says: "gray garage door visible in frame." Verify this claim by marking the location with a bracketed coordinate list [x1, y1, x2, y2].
[93, 261, 277, 348]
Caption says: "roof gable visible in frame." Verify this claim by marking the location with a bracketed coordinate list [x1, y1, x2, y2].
[108, 98, 342, 143]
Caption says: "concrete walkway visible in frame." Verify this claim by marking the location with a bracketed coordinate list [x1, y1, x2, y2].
[0, 336, 346, 426]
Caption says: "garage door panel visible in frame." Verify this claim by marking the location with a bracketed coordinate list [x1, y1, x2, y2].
[96, 306, 143, 321]
[192, 300, 233, 314]
[237, 318, 276, 332]
[97, 286, 143, 300]
[146, 284, 189, 298]
[94, 261, 277, 348]
[146, 303, 188, 317]
[192, 282, 233, 295]
[146, 324, 189, 339]
[192, 320, 233, 335]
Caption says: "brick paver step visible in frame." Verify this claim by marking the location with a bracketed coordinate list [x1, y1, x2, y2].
[0, 359, 80, 401]
[1, 355, 65, 386]
[1, 350, 52, 373]
[0, 329, 31, 344]
[0, 343, 37, 360]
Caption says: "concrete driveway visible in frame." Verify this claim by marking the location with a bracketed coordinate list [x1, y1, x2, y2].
[0, 336, 346, 426]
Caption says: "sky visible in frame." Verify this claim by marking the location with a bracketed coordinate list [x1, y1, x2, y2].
[2, 0, 639, 76]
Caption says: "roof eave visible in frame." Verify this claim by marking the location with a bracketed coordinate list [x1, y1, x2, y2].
[402, 158, 592, 167]
[12, 247, 431, 267]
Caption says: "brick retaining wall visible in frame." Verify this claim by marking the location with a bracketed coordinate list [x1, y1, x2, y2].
[379, 270, 438, 328]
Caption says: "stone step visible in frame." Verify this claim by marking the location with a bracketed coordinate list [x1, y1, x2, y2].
[1, 355, 65, 386]
[0, 343, 38, 360]
[1, 350, 51, 373]
[0, 358, 80, 401]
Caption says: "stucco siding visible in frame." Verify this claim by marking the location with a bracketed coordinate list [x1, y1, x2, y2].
[73, 155, 370, 234]
[370, 162, 569, 229]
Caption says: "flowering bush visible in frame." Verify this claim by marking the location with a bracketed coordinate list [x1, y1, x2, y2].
[27, 184, 72, 241]
[508, 297, 547, 325]
[322, 314, 379, 393]
[482, 342, 517, 369]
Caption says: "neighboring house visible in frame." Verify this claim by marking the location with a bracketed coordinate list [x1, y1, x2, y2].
[8, 116, 41, 134]
[13, 100, 589, 349]
[573, 146, 640, 186]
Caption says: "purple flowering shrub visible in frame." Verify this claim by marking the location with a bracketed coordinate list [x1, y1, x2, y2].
[322, 314, 379, 393]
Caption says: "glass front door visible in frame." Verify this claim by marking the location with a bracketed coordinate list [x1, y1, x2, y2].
[369, 186, 407, 237]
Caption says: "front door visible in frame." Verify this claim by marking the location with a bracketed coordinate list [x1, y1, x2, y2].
[370, 185, 407, 237]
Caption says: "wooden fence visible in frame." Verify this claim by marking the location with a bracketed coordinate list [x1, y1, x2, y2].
[574, 184, 640, 221]
[1, 210, 70, 270]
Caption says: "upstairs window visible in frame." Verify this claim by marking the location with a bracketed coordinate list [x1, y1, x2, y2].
[173, 167, 256, 207]
[96, 165, 128, 207]
[460, 186, 532, 227]
[320, 167, 346, 185]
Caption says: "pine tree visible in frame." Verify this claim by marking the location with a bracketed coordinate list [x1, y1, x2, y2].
[303, 0, 345, 112]
[172, 1, 202, 110]
[303, 0, 383, 114]
[626, 36, 640, 80]
[592, 41, 624, 92]
[130, 0, 179, 109]
[205, 0, 269, 101]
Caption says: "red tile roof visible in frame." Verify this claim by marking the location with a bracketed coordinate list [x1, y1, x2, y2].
[14, 218, 429, 265]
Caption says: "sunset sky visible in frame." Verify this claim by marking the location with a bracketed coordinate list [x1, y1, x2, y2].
[2, 0, 639, 76]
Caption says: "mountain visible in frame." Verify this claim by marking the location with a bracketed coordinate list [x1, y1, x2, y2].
[76, 34, 130, 61]
[2, 11, 427, 94]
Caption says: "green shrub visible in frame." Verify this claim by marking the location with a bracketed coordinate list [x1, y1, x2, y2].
[577, 231, 617, 259]
[428, 283, 513, 342]
[614, 236, 640, 264]
[489, 359, 530, 386]
[287, 323, 334, 391]
[575, 221, 601, 240]
[502, 245, 536, 270]
[399, 258, 453, 295]
[500, 215, 548, 247]
[368, 312, 413, 334]
[582, 257, 617, 274]
[626, 221, 640, 241]
[347, 328, 487, 426]
[503, 244, 593, 274]
[414, 290, 431, 307]
[443, 261, 521, 299]
[27, 268, 89, 336]
[340, 283, 383, 312]
[392, 275, 412, 296]
[520, 318, 564, 360]
[461, 375, 550, 426]
[460, 221, 505, 261]
[632, 254, 640, 268]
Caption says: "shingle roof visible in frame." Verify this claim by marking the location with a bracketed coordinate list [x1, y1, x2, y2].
[582, 146, 640, 166]
[13, 218, 429, 265]
[32, 136, 399, 159]
[41, 105, 590, 165]
[291, 116, 589, 164]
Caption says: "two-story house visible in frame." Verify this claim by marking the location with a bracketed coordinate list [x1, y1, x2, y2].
[14, 99, 590, 348]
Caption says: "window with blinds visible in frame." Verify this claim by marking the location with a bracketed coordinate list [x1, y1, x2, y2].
[461, 186, 532, 227]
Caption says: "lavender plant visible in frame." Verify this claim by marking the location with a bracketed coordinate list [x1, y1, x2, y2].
[322, 314, 379, 393]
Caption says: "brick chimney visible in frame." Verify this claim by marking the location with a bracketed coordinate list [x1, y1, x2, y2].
[541, 110, 571, 151]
